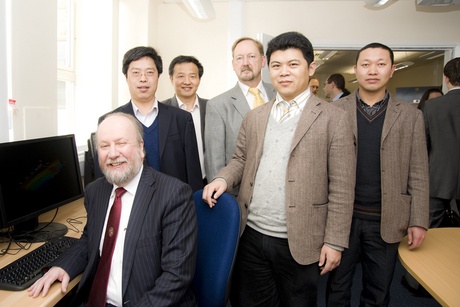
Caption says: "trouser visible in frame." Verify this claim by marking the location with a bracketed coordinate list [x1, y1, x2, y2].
[230, 226, 320, 307]
[429, 197, 460, 228]
[326, 218, 399, 307]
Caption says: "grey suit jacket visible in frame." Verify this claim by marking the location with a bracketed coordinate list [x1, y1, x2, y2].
[204, 82, 276, 183]
[423, 88, 460, 199]
[53, 167, 197, 306]
[161, 95, 207, 150]
[335, 91, 429, 243]
[217, 95, 356, 265]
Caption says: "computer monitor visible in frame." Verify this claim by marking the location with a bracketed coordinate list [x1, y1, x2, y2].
[0, 134, 84, 242]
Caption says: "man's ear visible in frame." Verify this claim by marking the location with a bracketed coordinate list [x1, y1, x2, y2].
[309, 61, 317, 76]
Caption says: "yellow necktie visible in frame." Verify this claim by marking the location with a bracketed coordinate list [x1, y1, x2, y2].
[248, 88, 265, 109]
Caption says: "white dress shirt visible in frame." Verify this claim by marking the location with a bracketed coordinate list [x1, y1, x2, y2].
[271, 89, 311, 122]
[177, 96, 206, 179]
[103, 165, 143, 306]
[131, 100, 158, 127]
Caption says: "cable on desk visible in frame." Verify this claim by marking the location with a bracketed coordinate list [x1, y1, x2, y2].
[0, 233, 32, 256]
[66, 216, 87, 233]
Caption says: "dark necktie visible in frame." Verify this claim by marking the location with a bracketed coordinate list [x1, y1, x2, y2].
[87, 187, 127, 307]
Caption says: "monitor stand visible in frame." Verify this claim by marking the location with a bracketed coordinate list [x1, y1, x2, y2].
[11, 218, 68, 243]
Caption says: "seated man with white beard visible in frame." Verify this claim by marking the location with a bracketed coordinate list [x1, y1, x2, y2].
[28, 112, 197, 307]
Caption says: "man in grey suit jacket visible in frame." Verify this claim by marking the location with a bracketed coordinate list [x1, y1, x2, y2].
[204, 37, 275, 191]
[203, 32, 355, 306]
[423, 57, 460, 227]
[28, 113, 197, 307]
[162, 55, 207, 182]
[326, 43, 429, 307]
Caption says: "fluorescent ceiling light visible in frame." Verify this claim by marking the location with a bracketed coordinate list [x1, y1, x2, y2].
[365, 0, 390, 6]
[319, 51, 337, 60]
[417, 0, 460, 6]
[426, 53, 444, 60]
[182, 0, 215, 20]
[395, 61, 414, 71]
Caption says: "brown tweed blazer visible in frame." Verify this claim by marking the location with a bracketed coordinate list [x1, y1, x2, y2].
[334, 91, 429, 243]
[216, 95, 356, 265]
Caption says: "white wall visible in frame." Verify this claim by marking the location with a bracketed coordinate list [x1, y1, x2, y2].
[9, 0, 57, 140]
[0, 1, 9, 142]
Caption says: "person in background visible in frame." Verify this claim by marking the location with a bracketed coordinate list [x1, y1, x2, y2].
[28, 112, 197, 306]
[203, 31, 355, 306]
[309, 77, 320, 96]
[99, 46, 203, 192]
[205, 37, 275, 194]
[417, 87, 443, 111]
[162, 55, 207, 184]
[323, 73, 351, 102]
[326, 42, 429, 307]
[423, 57, 460, 228]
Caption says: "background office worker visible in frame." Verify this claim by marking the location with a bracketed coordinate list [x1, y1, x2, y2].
[326, 43, 429, 307]
[203, 31, 356, 306]
[323, 73, 350, 102]
[162, 55, 207, 183]
[28, 113, 197, 306]
[100, 46, 203, 192]
[423, 57, 460, 228]
[309, 77, 320, 96]
[204, 37, 275, 190]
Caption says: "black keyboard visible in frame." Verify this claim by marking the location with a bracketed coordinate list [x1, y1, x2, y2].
[0, 236, 77, 291]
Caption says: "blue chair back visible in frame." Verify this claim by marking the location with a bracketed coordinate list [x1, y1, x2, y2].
[192, 190, 241, 307]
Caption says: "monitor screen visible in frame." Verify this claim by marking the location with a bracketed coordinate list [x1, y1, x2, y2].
[0, 135, 84, 241]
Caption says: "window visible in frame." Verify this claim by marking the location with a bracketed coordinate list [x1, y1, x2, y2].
[57, 0, 76, 136]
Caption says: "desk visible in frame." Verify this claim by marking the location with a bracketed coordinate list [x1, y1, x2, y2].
[0, 198, 86, 306]
[398, 227, 460, 306]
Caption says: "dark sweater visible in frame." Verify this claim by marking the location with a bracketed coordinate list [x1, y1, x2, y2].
[354, 98, 388, 221]
[143, 118, 160, 171]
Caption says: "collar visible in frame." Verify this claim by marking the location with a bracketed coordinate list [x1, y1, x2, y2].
[274, 88, 311, 109]
[176, 95, 199, 111]
[356, 90, 390, 108]
[237, 80, 264, 96]
[131, 100, 158, 115]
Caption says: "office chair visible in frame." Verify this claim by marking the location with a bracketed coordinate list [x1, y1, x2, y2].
[192, 190, 241, 307]
[83, 132, 104, 187]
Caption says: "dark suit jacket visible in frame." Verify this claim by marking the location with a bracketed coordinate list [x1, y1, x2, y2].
[423, 88, 460, 199]
[336, 91, 429, 243]
[53, 166, 197, 306]
[99, 101, 203, 192]
[161, 95, 207, 150]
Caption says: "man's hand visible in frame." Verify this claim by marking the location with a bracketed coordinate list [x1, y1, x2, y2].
[27, 266, 70, 298]
[202, 179, 227, 208]
[319, 245, 342, 275]
[407, 226, 426, 250]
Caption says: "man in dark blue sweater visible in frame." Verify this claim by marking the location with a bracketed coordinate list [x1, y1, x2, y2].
[326, 43, 429, 307]
[98, 46, 203, 192]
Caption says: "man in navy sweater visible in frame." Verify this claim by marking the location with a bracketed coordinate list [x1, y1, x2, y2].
[99, 46, 203, 192]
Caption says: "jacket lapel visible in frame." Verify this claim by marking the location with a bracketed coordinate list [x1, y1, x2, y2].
[121, 167, 157, 296]
[157, 103, 171, 158]
[290, 96, 322, 152]
[381, 97, 400, 143]
[231, 84, 250, 118]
